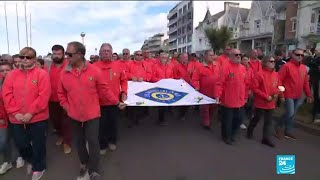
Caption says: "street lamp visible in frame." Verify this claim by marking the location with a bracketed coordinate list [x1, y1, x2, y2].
[95, 48, 97, 55]
[80, 32, 86, 45]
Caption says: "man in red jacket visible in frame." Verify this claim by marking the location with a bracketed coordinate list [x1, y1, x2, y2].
[216, 49, 248, 145]
[2, 47, 51, 180]
[46, 44, 72, 154]
[216, 46, 231, 70]
[94, 43, 128, 153]
[58, 41, 126, 180]
[143, 49, 156, 68]
[248, 49, 262, 73]
[192, 50, 221, 130]
[276, 48, 312, 140]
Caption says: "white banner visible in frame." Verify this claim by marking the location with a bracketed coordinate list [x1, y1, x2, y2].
[124, 79, 217, 106]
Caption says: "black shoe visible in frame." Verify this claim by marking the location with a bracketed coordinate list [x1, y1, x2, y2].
[261, 139, 275, 148]
[223, 138, 233, 145]
[202, 125, 211, 131]
[247, 129, 253, 139]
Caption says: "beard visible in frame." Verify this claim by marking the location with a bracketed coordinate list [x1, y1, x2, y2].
[52, 57, 64, 64]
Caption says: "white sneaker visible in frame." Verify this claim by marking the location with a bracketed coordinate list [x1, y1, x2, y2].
[100, 149, 107, 156]
[0, 162, 13, 174]
[240, 124, 247, 129]
[32, 170, 45, 180]
[108, 143, 117, 151]
[16, 157, 25, 168]
[26, 163, 32, 175]
[77, 170, 90, 180]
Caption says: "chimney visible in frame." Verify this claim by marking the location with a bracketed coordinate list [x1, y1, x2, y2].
[224, 2, 240, 11]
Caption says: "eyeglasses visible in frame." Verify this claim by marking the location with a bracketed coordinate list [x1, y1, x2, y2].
[294, 53, 304, 57]
[136, 54, 143, 56]
[65, 52, 77, 58]
[19, 56, 33, 60]
[234, 54, 241, 57]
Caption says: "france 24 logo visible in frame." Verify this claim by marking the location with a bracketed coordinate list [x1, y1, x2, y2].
[276, 155, 295, 174]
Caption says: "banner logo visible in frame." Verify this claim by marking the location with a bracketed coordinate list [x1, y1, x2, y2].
[135, 87, 187, 104]
[276, 155, 295, 174]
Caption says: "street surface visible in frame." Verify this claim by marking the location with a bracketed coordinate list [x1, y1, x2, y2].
[2, 109, 320, 180]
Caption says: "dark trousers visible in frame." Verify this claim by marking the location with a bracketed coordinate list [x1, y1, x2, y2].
[0, 122, 19, 163]
[12, 120, 48, 171]
[176, 106, 188, 119]
[49, 102, 72, 145]
[99, 106, 118, 150]
[248, 108, 273, 140]
[127, 106, 146, 125]
[71, 118, 100, 174]
[157, 107, 171, 123]
[312, 80, 320, 120]
[221, 106, 244, 141]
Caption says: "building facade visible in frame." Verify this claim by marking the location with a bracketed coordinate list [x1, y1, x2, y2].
[141, 33, 166, 54]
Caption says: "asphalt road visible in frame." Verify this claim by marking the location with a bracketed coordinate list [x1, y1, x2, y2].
[2, 109, 320, 180]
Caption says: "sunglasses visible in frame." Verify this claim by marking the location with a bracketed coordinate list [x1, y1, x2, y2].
[19, 56, 33, 60]
[136, 54, 143, 56]
[294, 53, 304, 57]
[234, 54, 241, 57]
[65, 52, 77, 58]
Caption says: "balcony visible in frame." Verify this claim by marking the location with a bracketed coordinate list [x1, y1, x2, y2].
[149, 37, 162, 42]
[148, 41, 162, 47]
[167, 28, 177, 35]
[167, 19, 178, 27]
[167, 9, 177, 19]
[168, 37, 177, 43]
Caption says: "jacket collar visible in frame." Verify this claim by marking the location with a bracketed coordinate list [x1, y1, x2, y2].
[65, 60, 88, 72]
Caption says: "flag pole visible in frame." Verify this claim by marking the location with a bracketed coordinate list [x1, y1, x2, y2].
[29, 3, 32, 46]
[16, 3, 21, 50]
[4, 2, 10, 54]
[24, 0, 29, 46]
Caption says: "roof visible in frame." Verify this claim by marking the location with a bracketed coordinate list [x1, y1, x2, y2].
[210, 11, 225, 22]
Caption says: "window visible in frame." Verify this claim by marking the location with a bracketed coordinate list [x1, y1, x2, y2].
[182, 26, 185, 34]
[183, 5, 187, 14]
[187, 23, 192, 32]
[179, 8, 182, 16]
[199, 38, 202, 44]
[255, 42, 261, 47]
[182, 37, 186, 44]
[229, 27, 233, 32]
[188, 1, 192, 10]
[291, 17, 297, 31]
[182, 16, 185, 24]
[255, 20, 261, 28]
[311, 13, 315, 23]
[187, 35, 192, 42]
[187, 12, 192, 20]
[178, 48, 181, 53]
[234, 27, 238, 31]
[182, 47, 186, 53]
[187, 45, 192, 53]
[178, 28, 181, 35]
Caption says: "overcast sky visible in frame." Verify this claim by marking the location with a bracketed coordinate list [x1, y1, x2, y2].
[0, 1, 251, 58]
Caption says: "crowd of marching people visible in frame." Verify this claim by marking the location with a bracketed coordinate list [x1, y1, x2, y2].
[0, 41, 319, 180]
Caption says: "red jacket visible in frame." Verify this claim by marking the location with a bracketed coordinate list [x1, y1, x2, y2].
[151, 61, 175, 82]
[248, 59, 262, 73]
[175, 63, 191, 84]
[187, 59, 201, 80]
[216, 54, 230, 70]
[0, 79, 8, 128]
[127, 60, 152, 82]
[217, 61, 248, 108]
[192, 62, 222, 98]
[58, 62, 119, 122]
[245, 66, 254, 97]
[45, 60, 68, 102]
[278, 60, 311, 99]
[2, 67, 51, 124]
[170, 58, 179, 66]
[94, 60, 128, 106]
[252, 68, 281, 109]
[144, 58, 157, 69]
[117, 60, 130, 73]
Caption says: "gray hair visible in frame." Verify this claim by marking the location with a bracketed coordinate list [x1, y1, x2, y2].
[100, 43, 113, 50]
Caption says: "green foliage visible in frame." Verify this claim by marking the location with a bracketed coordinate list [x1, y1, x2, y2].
[204, 26, 232, 53]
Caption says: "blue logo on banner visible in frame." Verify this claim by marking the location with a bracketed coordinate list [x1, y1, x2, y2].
[276, 155, 295, 174]
[135, 87, 188, 104]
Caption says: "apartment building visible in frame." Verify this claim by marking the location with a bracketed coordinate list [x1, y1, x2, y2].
[141, 33, 166, 54]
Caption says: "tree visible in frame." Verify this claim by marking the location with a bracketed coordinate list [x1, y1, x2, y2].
[204, 26, 232, 53]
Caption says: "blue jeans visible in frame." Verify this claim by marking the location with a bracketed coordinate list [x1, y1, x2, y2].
[0, 123, 19, 164]
[12, 121, 48, 171]
[277, 98, 304, 133]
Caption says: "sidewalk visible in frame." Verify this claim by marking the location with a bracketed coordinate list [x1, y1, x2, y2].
[274, 103, 320, 136]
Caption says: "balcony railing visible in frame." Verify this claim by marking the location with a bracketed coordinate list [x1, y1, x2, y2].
[167, 9, 177, 19]
[167, 28, 177, 35]
[167, 19, 178, 27]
